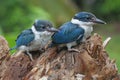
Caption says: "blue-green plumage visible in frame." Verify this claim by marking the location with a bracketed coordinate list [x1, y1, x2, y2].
[16, 29, 35, 47]
[51, 12, 106, 52]
[10, 29, 35, 50]
[52, 22, 84, 44]
[10, 20, 57, 61]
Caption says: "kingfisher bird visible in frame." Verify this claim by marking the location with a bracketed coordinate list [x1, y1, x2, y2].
[10, 20, 58, 60]
[51, 12, 106, 52]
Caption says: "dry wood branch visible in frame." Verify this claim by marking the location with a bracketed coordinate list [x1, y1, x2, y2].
[0, 34, 119, 80]
[103, 37, 111, 48]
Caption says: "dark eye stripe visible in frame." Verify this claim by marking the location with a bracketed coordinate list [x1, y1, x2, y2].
[74, 16, 91, 20]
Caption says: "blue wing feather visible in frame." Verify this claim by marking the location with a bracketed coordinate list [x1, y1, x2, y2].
[16, 29, 35, 47]
[52, 22, 84, 44]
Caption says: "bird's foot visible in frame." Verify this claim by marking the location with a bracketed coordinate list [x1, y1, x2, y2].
[68, 48, 80, 53]
[26, 52, 34, 61]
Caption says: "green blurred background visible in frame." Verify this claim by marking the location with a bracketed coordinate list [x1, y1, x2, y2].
[0, 0, 120, 71]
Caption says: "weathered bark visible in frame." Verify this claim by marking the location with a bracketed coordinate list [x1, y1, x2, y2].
[0, 34, 119, 80]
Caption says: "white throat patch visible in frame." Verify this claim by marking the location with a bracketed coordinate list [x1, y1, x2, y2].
[71, 18, 94, 27]
[31, 26, 41, 34]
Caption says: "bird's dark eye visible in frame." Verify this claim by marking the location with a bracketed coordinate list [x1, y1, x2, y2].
[41, 26, 45, 29]
[86, 17, 91, 20]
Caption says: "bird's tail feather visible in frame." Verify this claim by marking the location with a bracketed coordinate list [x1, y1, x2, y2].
[9, 46, 17, 51]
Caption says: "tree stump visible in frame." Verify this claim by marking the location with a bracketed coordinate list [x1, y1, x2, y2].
[0, 34, 119, 80]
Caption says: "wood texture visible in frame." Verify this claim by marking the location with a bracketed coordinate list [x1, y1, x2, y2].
[0, 34, 119, 80]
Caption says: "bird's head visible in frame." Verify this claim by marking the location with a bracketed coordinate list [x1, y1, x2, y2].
[71, 12, 106, 26]
[33, 20, 57, 32]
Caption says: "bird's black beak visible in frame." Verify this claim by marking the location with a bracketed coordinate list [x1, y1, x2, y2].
[46, 27, 58, 32]
[92, 18, 106, 24]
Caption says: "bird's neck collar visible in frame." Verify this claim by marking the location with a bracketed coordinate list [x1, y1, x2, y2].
[31, 26, 41, 34]
[71, 18, 94, 28]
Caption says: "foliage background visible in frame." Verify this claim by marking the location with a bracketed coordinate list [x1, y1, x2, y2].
[0, 0, 120, 71]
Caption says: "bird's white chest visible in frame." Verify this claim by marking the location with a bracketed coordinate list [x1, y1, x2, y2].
[32, 31, 52, 49]
[82, 25, 93, 37]
[79, 25, 93, 41]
